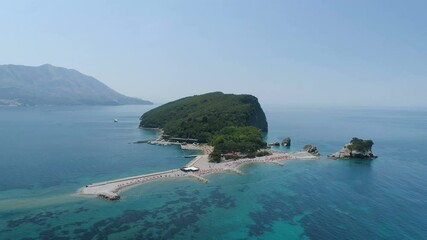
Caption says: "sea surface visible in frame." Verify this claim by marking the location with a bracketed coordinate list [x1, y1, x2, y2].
[0, 105, 426, 240]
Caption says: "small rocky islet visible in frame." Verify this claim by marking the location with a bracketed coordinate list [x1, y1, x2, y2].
[267, 137, 291, 147]
[282, 137, 291, 147]
[303, 144, 320, 156]
[328, 137, 377, 159]
[268, 138, 377, 159]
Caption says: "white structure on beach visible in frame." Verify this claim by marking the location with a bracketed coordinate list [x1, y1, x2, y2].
[181, 166, 199, 172]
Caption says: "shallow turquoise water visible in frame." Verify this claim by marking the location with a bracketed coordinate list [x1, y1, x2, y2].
[0, 105, 426, 239]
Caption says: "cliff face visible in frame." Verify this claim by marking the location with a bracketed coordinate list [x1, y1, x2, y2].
[241, 95, 268, 132]
[328, 138, 377, 159]
[139, 92, 268, 142]
[0, 64, 152, 106]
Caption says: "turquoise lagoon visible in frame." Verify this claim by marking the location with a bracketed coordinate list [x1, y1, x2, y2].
[0, 105, 426, 239]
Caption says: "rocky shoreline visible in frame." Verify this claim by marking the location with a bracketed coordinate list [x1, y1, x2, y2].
[267, 137, 377, 160]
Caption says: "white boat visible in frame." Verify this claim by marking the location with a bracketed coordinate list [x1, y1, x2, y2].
[114, 119, 118, 122]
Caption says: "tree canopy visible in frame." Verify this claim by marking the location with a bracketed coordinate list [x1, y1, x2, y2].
[139, 92, 268, 142]
[349, 138, 374, 152]
[209, 126, 267, 162]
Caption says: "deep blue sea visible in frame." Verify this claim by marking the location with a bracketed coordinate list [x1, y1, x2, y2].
[0, 105, 426, 240]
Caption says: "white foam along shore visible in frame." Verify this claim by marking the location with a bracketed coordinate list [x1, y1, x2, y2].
[79, 143, 317, 200]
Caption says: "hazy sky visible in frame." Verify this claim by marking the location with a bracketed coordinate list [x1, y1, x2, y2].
[1, 0, 426, 107]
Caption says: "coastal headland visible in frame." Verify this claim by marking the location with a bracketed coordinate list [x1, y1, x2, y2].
[79, 141, 317, 200]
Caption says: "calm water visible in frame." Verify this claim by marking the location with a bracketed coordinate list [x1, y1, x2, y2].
[0, 105, 426, 239]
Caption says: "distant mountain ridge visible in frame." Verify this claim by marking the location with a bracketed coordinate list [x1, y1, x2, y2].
[0, 64, 152, 106]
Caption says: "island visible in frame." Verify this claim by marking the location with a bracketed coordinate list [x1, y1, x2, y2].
[80, 92, 319, 200]
[139, 91, 268, 140]
[140, 92, 271, 161]
[328, 137, 377, 159]
[0, 64, 152, 106]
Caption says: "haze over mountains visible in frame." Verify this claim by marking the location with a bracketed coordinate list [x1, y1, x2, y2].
[0, 64, 152, 106]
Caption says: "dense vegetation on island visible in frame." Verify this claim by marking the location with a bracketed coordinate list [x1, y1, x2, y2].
[209, 126, 268, 162]
[140, 92, 269, 162]
[139, 92, 268, 142]
[347, 138, 374, 152]
[0, 64, 152, 106]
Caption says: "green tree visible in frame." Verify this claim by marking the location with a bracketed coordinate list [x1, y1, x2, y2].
[209, 126, 267, 161]
[349, 137, 374, 152]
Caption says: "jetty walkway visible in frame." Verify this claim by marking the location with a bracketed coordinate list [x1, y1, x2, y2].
[80, 169, 205, 200]
[79, 144, 317, 200]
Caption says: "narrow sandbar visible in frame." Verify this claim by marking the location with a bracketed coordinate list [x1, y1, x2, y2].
[79, 143, 317, 200]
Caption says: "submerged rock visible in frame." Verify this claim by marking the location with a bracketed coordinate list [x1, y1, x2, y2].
[303, 144, 320, 156]
[282, 137, 291, 147]
[98, 192, 120, 201]
[328, 137, 377, 159]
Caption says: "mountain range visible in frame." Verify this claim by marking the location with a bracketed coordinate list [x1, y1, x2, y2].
[0, 64, 152, 106]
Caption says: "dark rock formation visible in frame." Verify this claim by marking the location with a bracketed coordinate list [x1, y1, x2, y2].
[303, 144, 320, 156]
[268, 141, 280, 147]
[328, 137, 377, 159]
[282, 137, 291, 147]
[98, 192, 120, 201]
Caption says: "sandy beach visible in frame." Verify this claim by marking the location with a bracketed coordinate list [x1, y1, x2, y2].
[79, 144, 317, 200]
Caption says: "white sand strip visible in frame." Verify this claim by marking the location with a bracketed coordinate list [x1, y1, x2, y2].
[79, 150, 317, 200]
